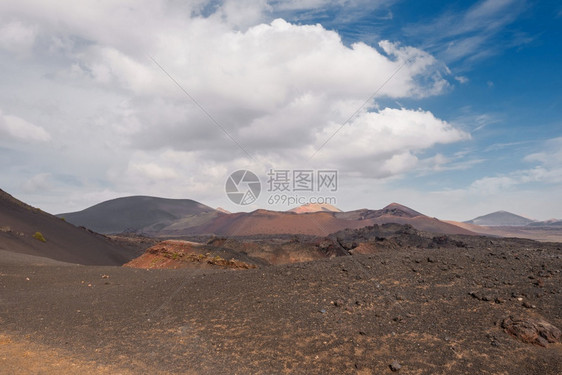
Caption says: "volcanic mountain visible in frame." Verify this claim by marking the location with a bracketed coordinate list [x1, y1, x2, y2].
[464, 211, 535, 226]
[0, 189, 138, 265]
[180, 202, 474, 236]
[59, 196, 222, 234]
[59, 195, 472, 237]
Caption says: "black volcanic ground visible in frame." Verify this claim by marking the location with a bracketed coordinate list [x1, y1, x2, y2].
[1, 190, 561, 374]
[1, 232, 561, 374]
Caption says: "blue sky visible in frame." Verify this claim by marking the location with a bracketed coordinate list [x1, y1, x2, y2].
[0, 0, 560, 220]
[304, 0, 561, 186]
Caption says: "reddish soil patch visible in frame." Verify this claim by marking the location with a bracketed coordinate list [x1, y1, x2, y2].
[124, 240, 256, 270]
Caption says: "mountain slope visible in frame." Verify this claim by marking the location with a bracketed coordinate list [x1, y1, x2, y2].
[527, 219, 562, 227]
[59, 196, 221, 234]
[465, 211, 535, 226]
[58, 196, 472, 237]
[0, 189, 137, 265]
[288, 203, 342, 214]
[183, 203, 473, 236]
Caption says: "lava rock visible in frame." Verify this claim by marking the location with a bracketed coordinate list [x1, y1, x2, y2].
[502, 316, 561, 347]
[389, 360, 402, 372]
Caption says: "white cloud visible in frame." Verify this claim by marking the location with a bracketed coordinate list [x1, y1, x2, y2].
[469, 175, 517, 194]
[311, 108, 470, 177]
[380, 152, 419, 175]
[21, 173, 52, 193]
[271, 0, 391, 12]
[0, 110, 51, 142]
[452, 111, 502, 132]
[0, 20, 37, 56]
[454, 75, 469, 84]
[465, 137, 562, 193]
[393, 136, 562, 220]
[380, 138, 562, 221]
[416, 153, 484, 173]
[42, 14, 452, 156]
[127, 162, 178, 181]
[216, 0, 271, 29]
[0, 0, 471, 214]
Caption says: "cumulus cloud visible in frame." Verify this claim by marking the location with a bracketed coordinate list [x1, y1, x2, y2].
[311, 108, 470, 177]
[0, 110, 51, 142]
[0, 0, 472, 213]
[215, 0, 271, 29]
[35, 10, 453, 158]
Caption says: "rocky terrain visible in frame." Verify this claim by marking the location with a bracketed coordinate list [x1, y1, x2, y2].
[1, 190, 561, 374]
[124, 239, 263, 270]
[2, 224, 561, 374]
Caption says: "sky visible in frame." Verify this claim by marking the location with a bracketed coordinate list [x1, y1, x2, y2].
[0, 0, 561, 221]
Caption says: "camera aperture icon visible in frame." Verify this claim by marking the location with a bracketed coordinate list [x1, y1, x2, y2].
[225, 170, 261, 205]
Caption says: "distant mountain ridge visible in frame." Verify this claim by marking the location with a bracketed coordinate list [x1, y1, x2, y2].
[60, 196, 473, 237]
[464, 211, 536, 227]
[169, 202, 474, 236]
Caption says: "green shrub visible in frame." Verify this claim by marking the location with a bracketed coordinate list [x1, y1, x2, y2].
[33, 231, 46, 243]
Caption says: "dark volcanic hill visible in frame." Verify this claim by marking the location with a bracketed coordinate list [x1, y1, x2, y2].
[465, 211, 536, 226]
[58, 196, 222, 234]
[0, 189, 138, 265]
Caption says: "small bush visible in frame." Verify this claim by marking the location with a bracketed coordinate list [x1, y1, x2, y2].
[33, 231, 46, 243]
